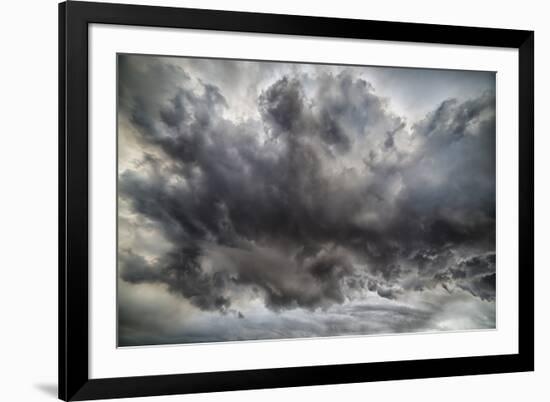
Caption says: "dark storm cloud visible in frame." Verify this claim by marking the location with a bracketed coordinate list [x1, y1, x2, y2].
[451, 253, 496, 301]
[225, 246, 355, 310]
[119, 247, 232, 311]
[117, 55, 496, 320]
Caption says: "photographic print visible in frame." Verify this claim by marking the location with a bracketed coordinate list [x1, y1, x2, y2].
[117, 54, 496, 347]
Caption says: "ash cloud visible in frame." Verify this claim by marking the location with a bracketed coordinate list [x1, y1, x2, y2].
[117, 54, 496, 345]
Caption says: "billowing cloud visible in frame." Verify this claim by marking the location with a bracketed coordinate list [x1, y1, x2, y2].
[117, 54, 496, 346]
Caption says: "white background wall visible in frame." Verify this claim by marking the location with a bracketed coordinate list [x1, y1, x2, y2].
[0, 0, 545, 401]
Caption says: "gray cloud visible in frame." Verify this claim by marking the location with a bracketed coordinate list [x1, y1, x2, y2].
[117, 54, 496, 345]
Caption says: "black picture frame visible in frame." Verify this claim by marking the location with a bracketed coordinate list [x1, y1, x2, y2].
[59, 1, 534, 400]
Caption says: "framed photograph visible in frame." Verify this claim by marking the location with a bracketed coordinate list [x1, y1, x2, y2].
[59, 1, 534, 400]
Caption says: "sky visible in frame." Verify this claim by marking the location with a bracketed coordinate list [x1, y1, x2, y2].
[117, 53, 496, 346]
